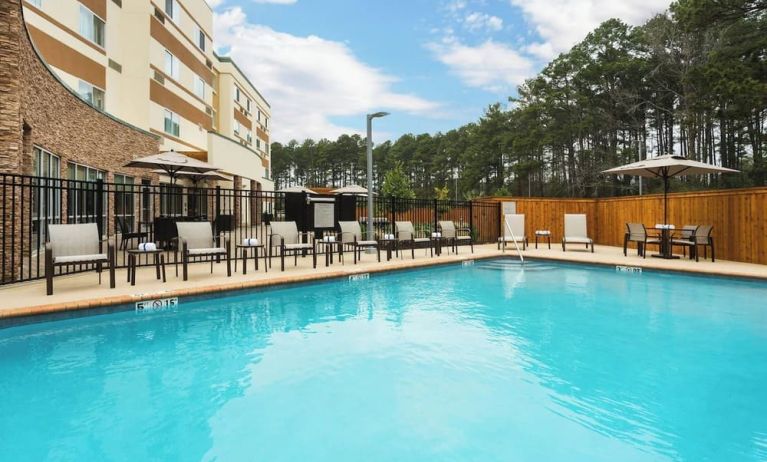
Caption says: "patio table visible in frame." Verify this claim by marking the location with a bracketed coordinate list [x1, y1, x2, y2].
[127, 248, 166, 286]
[650, 225, 679, 259]
[235, 244, 265, 274]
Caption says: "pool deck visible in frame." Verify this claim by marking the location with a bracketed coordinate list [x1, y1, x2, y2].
[1, 243, 766, 321]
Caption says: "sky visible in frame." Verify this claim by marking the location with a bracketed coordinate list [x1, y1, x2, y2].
[208, 0, 671, 144]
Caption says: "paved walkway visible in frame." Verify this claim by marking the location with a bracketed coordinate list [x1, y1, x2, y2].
[1, 243, 765, 321]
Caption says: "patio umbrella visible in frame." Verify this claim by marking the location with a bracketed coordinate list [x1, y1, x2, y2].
[151, 169, 233, 185]
[602, 155, 739, 224]
[278, 185, 317, 194]
[125, 149, 220, 184]
[330, 184, 372, 196]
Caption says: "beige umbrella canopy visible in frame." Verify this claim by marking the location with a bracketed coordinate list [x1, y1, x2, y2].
[125, 150, 220, 183]
[151, 169, 233, 184]
[330, 184, 371, 196]
[278, 185, 317, 194]
[602, 155, 739, 224]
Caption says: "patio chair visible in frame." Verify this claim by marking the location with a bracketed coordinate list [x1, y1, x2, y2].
[395, 221, 433, 259]
[671, 225, 698, 259]
[45, 223, 115, 295]
[116, 216, 148, 250]
[175, 221, 231, 281]
[623, 223, 661, 258]
[674, 225, 714, 262]
[498, 214, 527, 251]
[438, 221, 473, 254]
[339, 221, 380, 264]
[562, 214, 594, 252]
[268, 221, 317, 271]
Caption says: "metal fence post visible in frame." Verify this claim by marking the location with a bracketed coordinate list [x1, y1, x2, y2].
[215, 186, 221, 233]
[433, 199, 438, 232]
[390, 196, 396, 235]
[96, 179, 104, 237]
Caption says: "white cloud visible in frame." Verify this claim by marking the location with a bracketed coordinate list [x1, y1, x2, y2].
[213, 7, 441, 142]
[464, 12, 504, 32]
[205, 0, 225, 7]
[510, 0, 670, 59]
[427, 36, 534, 94]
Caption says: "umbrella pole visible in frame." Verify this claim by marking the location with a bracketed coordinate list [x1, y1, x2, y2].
[663, 175, 669, 225]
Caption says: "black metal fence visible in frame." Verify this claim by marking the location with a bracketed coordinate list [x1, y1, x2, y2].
[0, 173, 500, 285]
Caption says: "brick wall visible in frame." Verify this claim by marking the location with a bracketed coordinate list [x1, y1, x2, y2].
[0, 0, 160, 280]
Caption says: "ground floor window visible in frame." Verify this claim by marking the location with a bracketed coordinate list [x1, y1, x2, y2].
[32, 147, 61, 247]
[114, 174, 136, 230]
[160, 183, 183, 216]
[67, 162, 106, 231]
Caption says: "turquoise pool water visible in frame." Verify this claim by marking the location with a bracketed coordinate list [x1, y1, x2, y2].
[1, 260, 766, 461]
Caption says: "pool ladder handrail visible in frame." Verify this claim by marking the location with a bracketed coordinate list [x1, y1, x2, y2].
[503, 214, 525, 265]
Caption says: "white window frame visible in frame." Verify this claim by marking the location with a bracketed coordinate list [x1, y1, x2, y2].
[164, 50, 180, 80]
[233, 119, 240, 136]
[193, 75, 205, 99]
[77, 80, 105, 110]
[164, 109, 180, 137]
[79, 5, 105, 48]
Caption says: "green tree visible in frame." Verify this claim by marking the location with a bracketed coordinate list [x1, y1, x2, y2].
[381, 161, 415, 199]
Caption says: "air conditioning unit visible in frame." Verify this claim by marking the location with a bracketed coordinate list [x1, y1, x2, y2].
[153, 70, 165, 84]
[153, 8, 165, 23]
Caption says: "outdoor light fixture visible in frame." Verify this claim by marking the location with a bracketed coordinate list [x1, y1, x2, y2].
[366, 112, 389, 246]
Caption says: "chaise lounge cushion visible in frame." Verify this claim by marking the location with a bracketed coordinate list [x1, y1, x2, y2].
[54, 253, 108, 264]
[188, 247, 227, 256]
[563, 236, 593, 244]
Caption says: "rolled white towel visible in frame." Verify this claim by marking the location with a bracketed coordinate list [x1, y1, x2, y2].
[328, 236, 335, 242]
[243, 238, 259, 246]
[138, 242, 157, 252]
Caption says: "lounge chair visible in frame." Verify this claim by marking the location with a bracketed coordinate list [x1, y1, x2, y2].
[45, 223, 115, 295]
[175, 221, 231, 281]
[671, 225, 698, 259]
[339, 221, 380, 264]
[673, 225, 714, 262]
[116, 216, 148, 250]
[623, 223, 660, 258]
[438, 221, 473, 254]
[395, 221, 433, 259]
[268, 221, 317, 271]
[498, 214, 527, 251]
[562, 214, 594, 252]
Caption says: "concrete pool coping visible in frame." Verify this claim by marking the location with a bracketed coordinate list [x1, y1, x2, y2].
[1, 244, 766, 323]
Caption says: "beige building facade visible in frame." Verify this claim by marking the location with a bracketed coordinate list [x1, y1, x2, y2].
[20, 0, 273, 191]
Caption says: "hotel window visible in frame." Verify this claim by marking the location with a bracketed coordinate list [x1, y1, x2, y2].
[67, 163, 106, 229]
[194, 75, 205, 99]
[164, 50, 179, 80]
[257, 109, 261, 121]
[165, 0, 180, 23]
[233, 119, 240, 136]
[234, 85, 240, 102]
[114, 174, 135, 226]
[79, 5, 105, 47]
[196, 26, 206, 51]
[32, 147, 61, 247]
[246, 99, 251, 112]
[78, 80, 105, 110]
[164, 109, 180, 137]
[264, 117, 268, 129]
[246, 131, 252, 144]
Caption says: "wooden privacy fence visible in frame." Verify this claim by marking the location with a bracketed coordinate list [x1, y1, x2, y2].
[491, 187, 767, 265]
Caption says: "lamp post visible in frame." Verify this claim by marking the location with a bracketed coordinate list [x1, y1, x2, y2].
[366, 112, 389, 241]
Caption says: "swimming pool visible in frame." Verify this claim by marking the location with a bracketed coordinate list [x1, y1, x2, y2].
[1, 259, 766, 461]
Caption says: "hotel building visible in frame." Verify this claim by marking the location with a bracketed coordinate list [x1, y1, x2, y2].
[19, 0, 273, 192]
